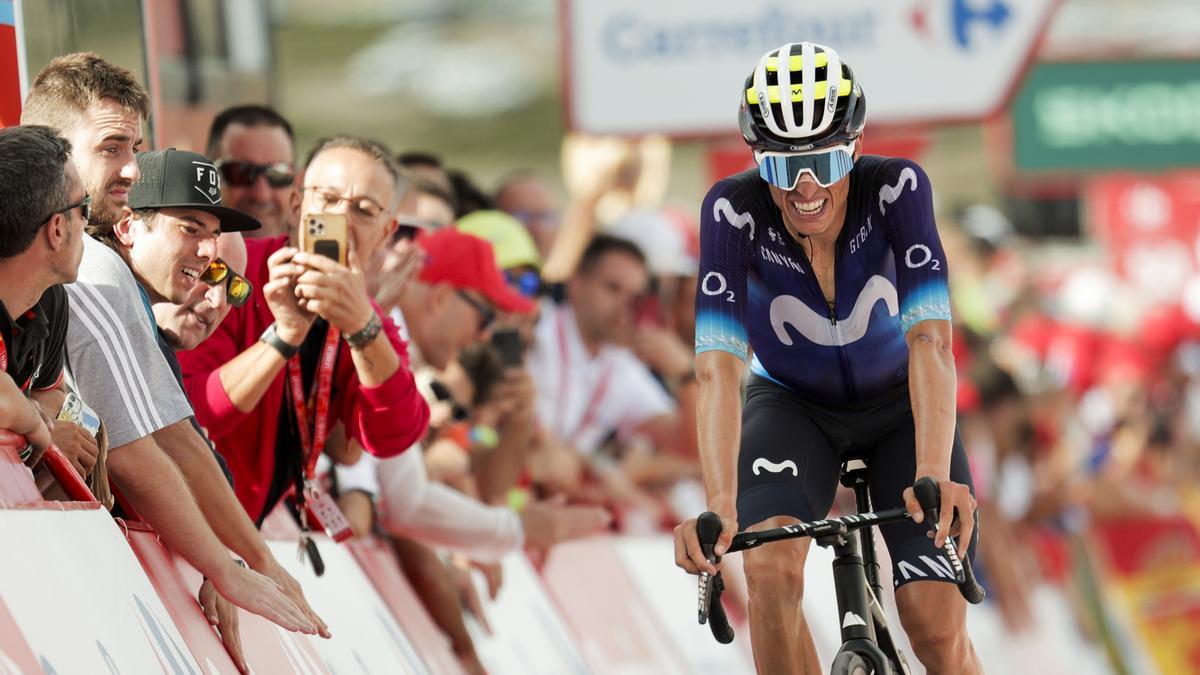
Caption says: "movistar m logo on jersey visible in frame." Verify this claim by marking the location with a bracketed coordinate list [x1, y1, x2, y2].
[713, 197, 756, 240]
[769, 275, 898, 346]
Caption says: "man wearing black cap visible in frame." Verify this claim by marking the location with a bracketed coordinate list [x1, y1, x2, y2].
[107, 149, 332, 660]
[61, 149, 324, 648]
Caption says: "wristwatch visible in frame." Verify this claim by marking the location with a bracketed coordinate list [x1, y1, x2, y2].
[260, 322, 300, 359]
[344, 312, 382, 349]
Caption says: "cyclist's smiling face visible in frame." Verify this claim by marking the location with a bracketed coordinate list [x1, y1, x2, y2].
[768, 145, 860, 244]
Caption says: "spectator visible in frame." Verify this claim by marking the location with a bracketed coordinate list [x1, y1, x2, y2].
[206, 105, 301, 239]
[343, 228, 609, 674]
[494, 171, 559, 259]
[396, 150, 454, 200]
[153, 232, 249, 352]
[395, 173, 457, 234]
[22, 52, 318, 639]
[113, 150, 328, 662]
[0, 125, 86, 465]
[177, 135, 429, 530]
[447, 169, 492, 218]
[367, 171, 456, 316]
[527, 235, 680, 456]
[346, 228, 611, 557]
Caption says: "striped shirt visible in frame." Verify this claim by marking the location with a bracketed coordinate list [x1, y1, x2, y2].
[64, 234, 192, 448]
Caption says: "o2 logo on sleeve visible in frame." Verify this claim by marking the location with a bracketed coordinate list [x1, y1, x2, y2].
[905, 244, 941, 271]
[701, 271, 735, 303]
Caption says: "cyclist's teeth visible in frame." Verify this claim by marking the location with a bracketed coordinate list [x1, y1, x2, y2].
[794, 199, 824, 214]
[182, 267, 198, 279]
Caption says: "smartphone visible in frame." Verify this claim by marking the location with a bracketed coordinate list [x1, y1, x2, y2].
[491, 328, 524, 368]
[299, 213, 348, 266]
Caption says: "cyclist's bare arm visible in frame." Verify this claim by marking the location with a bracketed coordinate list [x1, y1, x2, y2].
[674, 350, 744, 575]
[903, 318, 975, 548]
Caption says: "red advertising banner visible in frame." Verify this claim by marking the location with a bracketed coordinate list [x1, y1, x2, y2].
[1085, 172, 1200, 304]
[0, 0, 21, 128]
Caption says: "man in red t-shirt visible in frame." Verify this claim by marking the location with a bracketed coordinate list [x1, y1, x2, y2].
[178, 135, 429, 524]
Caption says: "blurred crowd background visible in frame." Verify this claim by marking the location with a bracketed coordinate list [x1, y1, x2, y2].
[4, 1, 1200, 673]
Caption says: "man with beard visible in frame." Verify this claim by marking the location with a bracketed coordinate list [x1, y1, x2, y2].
[21, 53, 322, 643]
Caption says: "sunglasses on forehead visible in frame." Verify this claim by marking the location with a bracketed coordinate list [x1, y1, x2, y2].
[198, 258, 253, 307]
[216, 160, 296, 188]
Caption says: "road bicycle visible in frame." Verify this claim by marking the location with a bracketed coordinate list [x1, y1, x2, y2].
[696, 463, 985, 674]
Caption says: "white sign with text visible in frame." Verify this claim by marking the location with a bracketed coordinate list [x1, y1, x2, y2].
[563, 0, 1059, 135]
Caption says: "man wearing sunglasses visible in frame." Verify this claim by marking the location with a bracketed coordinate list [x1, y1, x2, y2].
[674, 42, 980, 675]
[153, 234, 252, 352]
[0, 126, 89, 470]
[207, 105, 301, 240]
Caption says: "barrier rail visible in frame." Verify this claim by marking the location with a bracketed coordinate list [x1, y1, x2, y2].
[0, 425, 1190, 674]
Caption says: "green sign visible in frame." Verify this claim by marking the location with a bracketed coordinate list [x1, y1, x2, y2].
[1010, 60, 1200, 173]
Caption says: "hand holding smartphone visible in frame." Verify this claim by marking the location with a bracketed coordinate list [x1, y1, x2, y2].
[298, 213, 348, 266]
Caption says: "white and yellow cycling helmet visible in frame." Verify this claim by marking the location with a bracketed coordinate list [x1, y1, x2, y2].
[739, 42, 867, 188]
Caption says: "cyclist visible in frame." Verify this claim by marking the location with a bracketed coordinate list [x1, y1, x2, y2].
[674, 42, 982, 674]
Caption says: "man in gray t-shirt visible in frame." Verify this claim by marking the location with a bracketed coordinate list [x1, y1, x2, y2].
[23, 52, 322, 645]
[65, 233, 192, 447]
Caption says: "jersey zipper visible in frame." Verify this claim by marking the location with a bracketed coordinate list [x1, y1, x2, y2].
[789, 223, 859, 403]
[826, 298, 859, 402]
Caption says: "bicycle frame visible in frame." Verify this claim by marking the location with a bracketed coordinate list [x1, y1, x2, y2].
[728, 501, 911, 672]
[696, 470, 983, 673]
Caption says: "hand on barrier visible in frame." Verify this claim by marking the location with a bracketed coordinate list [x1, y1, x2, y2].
[49, 417, 99, 479]
[450, 557, 493, 635]
[472, 559, 504, 600]
[211, 562, 319, 635]
[199, 578, 246, 673]
[1, 372, 52, 457]
[258, 557, 331, 638]
[520, 494, 612, 552]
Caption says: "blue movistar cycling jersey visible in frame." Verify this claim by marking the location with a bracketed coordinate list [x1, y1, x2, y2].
[695, 155, 952, 404]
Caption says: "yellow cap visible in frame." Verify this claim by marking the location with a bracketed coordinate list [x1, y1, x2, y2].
[457, 210, 542, 271]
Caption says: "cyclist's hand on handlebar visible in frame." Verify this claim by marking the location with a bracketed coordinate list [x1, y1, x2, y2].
[903, 476, 976, 549]
[673, 508, 737, 576]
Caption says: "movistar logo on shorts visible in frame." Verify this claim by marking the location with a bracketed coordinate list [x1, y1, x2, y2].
[752, 458, 798, 476]
[769, 275, 898, 346]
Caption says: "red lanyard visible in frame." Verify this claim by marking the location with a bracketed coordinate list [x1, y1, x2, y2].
[287, 325, 340, 479]
[554, 310, 612, 447]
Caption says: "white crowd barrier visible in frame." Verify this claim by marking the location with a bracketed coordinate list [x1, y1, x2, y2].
[0, 431, 1169, 674]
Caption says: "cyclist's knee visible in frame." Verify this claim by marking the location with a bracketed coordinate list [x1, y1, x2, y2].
[742, 518, 809, 600]
[896, 583, 971, 667]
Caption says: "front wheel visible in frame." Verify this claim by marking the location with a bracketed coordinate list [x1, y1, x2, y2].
[831, 651, 872, 675]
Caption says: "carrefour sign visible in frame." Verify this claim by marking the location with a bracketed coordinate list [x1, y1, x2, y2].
[562, 0, 1059, 135]
[1011, 60, 1200, 173]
